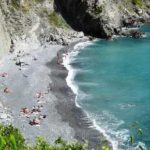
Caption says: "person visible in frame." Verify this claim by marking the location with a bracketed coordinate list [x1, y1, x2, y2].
[0, 72, 8, 77]
[9, 40, 14, 53]
[29, 118, 41, 125]
[20, 108, 30, 114]
[57, 52, 61, 64]
[4, 87, 11, 93]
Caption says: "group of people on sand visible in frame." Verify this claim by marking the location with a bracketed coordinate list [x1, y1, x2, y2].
[20, 102, 47, 126]
[0, 48, 51, 126]
[0, 72, 12, 93]
[20, 91, 48, 126]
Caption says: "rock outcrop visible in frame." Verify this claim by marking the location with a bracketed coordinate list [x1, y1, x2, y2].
[0, 9, 11, 58]
[54, 0, 150, 38]
[0, 0, 83, 57]
[0, 0, 150, 57]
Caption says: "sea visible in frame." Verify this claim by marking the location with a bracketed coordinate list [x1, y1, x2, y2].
[63, 24, 150, 150]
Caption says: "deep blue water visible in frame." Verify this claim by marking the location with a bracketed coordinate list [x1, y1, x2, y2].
[69, 25, 150, 149]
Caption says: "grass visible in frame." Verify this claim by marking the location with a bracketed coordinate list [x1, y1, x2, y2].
[48, 11, 70, 28]
[131, 0, 143, 7]
[11, 0, 30, 13]
[11, 0, 20, 9]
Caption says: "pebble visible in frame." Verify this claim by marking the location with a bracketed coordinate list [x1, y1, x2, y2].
[0, 114, 8, 119]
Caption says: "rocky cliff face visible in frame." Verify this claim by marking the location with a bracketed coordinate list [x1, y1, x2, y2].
[0, 0, 150, 57]
[0, 9, 11, 58]
[0, 0, 83, 57]
[54, 0, 150, 38]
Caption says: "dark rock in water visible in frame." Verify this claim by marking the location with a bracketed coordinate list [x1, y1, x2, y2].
[121, 29, 144, 39]
[130, 31, 144, 39]
[122, 17, 138, 28]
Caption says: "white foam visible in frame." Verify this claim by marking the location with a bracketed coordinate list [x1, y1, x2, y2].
[62, 41, 93, 107]
[62, 40, 138, 150]
[62, 41, 118, 148]
[74, 41, 93, 50]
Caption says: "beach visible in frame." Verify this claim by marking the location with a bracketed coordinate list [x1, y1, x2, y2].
[0, 38, 110, 149]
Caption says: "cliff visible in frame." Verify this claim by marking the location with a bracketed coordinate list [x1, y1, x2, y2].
[0, 0, 150, 57]
[54, 0, 150, 38]
[0, 9, 11, 59]
[0, 0, 83, 57]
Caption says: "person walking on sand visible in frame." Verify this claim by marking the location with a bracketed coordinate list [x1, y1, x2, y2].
[57, 52, 61, 64]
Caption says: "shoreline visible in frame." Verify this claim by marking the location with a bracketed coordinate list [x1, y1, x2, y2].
[49, 39, 112, 149]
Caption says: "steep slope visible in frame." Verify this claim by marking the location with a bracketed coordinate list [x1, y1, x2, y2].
[0, 0, 83, 57]
[54, 0, 150, 38]
[0, 9, 11, 58]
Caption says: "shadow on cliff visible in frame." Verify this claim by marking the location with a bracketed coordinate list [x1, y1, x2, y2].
[54, 0, 112, 38]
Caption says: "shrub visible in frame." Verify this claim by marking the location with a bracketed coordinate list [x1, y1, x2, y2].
[132, 0, 143, 7]
[0, 124, 88, 150]
[48, 11, 69, 28]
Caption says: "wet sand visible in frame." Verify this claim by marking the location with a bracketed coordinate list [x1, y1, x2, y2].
[49, 42, 111, 149]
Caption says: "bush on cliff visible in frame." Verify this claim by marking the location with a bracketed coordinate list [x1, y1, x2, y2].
[0, 124, 90, 150]
[132, 0, 143, 7]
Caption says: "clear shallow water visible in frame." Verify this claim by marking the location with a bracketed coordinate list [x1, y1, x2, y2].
[64, 25, 150, 150]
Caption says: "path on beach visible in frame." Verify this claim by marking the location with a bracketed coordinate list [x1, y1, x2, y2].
[0, 42, 75, 143]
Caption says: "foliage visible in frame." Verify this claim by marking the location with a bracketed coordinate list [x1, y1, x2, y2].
[48, 11, 69, 28]
[34, 0, 46, 3]
[32, 137, 88, 150]
[0, 124, 89, 150]
[0, 124, 26, 150]
[102, 146, 112, 150]
[132, 0, 143, 7]
[94, 5, 104, 15]
[11, 0, 30, 12]
[129, 122, 150, 150]
[11, 0, 20, 9]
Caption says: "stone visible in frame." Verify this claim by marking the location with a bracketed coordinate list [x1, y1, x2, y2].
[0, 114, 8, 119]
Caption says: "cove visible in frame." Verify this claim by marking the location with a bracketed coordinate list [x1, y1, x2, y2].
[69, 25, 150, 149]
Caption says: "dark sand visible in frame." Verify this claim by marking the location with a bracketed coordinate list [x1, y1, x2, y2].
[49, 41, 112, 149]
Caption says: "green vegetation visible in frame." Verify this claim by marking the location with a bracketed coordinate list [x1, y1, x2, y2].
[94, 5, 104, 15]
[11, 0, 20, 9]
[129, 122, 150, 150]
[11, 0, 30, 13]
[0, 124, 87, 150]
[0, 124, 26, 150]
[132, 0, 143, 7]
[34, 0, 46, 3]
[0, 124, 112, 150]
[21, 2, 30, 13]
[48, 11, 69, 28]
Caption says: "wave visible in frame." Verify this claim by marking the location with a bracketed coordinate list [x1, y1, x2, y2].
[62, 40, 145, 150]
[62, 41, 93, 107]
[62, 40, 119, 149]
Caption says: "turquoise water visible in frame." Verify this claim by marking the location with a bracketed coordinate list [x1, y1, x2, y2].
[69, 25, 150, 149]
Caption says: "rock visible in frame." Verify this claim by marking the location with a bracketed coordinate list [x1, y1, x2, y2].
[0, 114, 8, 119]
[16, 60, 22, 66]
[130, 31, 144, 39]
[54, 0, 150, 38]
